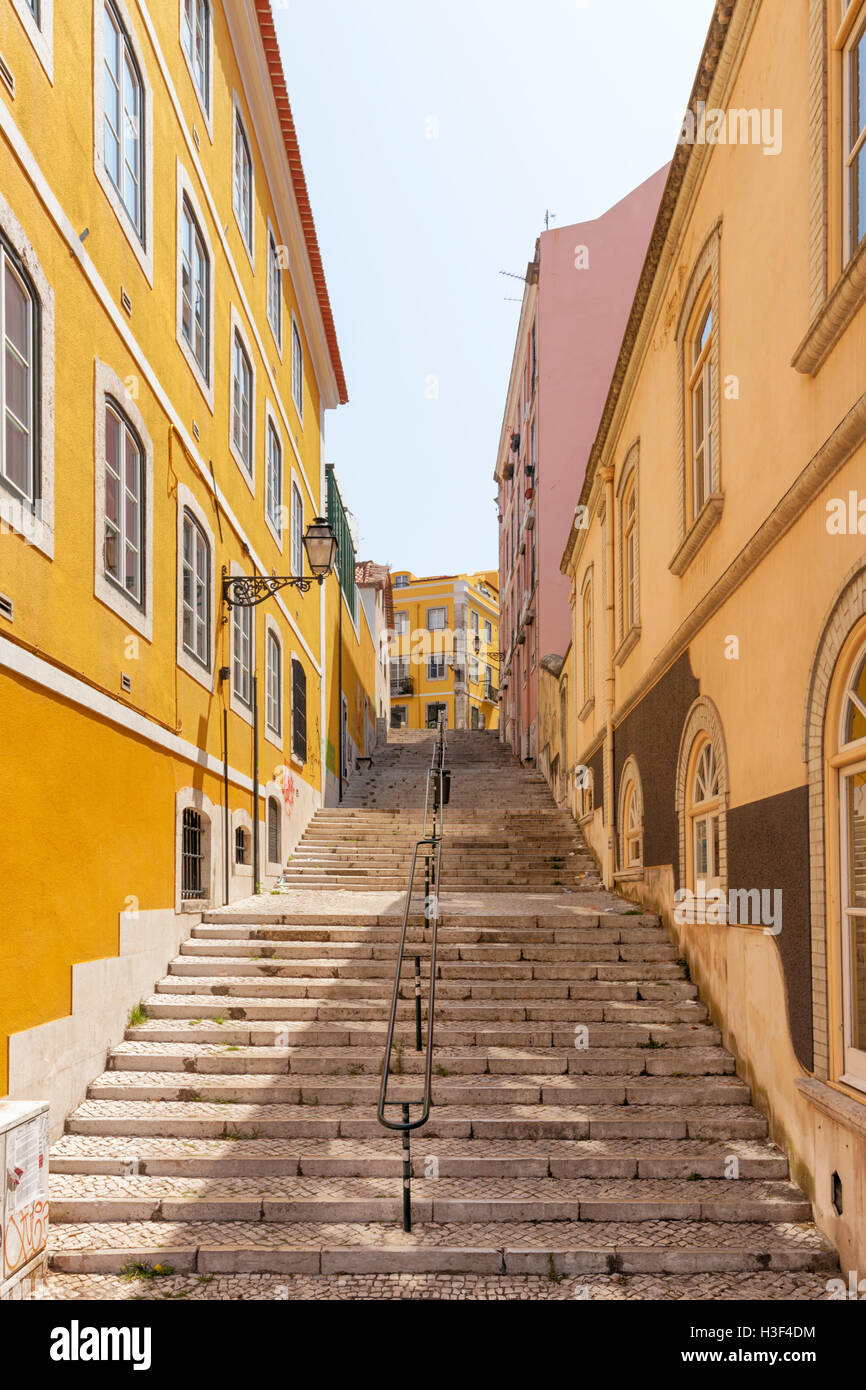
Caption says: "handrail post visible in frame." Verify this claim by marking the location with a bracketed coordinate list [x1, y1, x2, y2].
[401, 1104, 412, 1232]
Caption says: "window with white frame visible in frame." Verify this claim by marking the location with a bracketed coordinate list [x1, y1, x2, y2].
[427, 607, 446, 631]
[1, 240, 38, 508]
[291, 481, 303, 577]
[582, 573, 594, 704]
[267, 231, 282, 345]
[181, 197, 210, 381]
[291, 319, 303, 418]
[181, 0, 210, 112]
[688, 298, 713, 521]
[231, 329, 252, 474]
[484, 619, 492, 643]
[394, 574, 409, 588]
[266, 420, 282, 536]
[844, 9, 866, 264]
[689, 739, 721, 889]
[428, 653, 446, 681]
[233, 109, 253, 250]
[103, 399, 143, 606]
[103, 1, 144, 240]
[394, 611, 409, 636]
[181, 507, 210, 668]
[622, 473, 638, 633]
[266, 628, 282, 739]
[232, 600, 252, 709]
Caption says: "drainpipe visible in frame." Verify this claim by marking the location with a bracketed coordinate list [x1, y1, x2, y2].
[600, 465, 616, 890]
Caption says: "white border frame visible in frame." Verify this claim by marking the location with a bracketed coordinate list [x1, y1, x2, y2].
[178, 0, 213, 141]
[10, 0, 54, 81]
[0, 187, 55, 560]
[227, 304, 256, 494]
[231, 90, 255, 271]
[175, 786, 219, 911]
[266, 218, 283, 357]
[175, 158, 215, 410]
[93, 359, 154, 642]
[264, 399, 284, 552]
[290, 312, 303, 425]
[175, 481, 216, 692]
[93, 0, 154, 285]
[264, 613, 284, 751]
[228, 559, 254, 726]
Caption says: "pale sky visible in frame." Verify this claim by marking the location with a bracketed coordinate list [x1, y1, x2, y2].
[274, 0, 717, 578]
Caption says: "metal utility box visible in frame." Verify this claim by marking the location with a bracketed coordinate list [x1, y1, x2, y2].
[0, 1100, 49, 1300]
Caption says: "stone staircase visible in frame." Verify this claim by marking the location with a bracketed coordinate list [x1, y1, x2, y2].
[281, 730, 602, 892]
[45, 731, 837, 1296]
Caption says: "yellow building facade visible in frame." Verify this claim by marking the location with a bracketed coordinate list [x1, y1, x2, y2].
[389, 570, 499, 731]
[544, 0, 866, 1271]
[0, 0, 377, 1126]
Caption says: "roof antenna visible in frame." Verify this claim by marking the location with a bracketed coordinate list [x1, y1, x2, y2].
[544, 210, 556, 230]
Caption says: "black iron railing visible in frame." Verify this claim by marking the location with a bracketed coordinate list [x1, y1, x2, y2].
[377, 715, 449, 1231]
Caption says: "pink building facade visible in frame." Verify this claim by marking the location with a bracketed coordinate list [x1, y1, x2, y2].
[496, 167, 669, 761]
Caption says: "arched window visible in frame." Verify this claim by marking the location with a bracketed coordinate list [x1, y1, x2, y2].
[103, 0, 144, 238]
[622, 473, 638, 632]
[618, 757, 643, 870]
[687, 293, 713, 522]
[831, 638, 866, 1087]
[181, 806, 205, 898]
[688, 737, 721, 889]
[103, 399, 144, 606]
[181, 507, 211, 668]
[1, 239, 39, 507]
[267, 796, 281, 866]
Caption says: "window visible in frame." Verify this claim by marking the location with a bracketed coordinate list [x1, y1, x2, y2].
[235, 825, 248, 865]
[690, 739, 721, 888]
[266, 419, 282, 537]
[103, 400, 143, 605]
[233, 109, 253, 250]
[267, 796, 281, 865]
[291, 482, 303, 577]
[291, 657, 307, 762]
[266, 628, 282, 740]
[844, 11, 866, 263]
[181, 198, 210, 381]
[291, 319, 303, 418]
[426, 702, 447, 728]
[394, 574, 409, 588]
[267, 231, 282, 345]
[182, 507, 210, 668]
[231, 330, 252, 474]
[470, 610, 479, 633]
[391, 705, 408, 729]
[103, 1, 143, 238]
[428, 654, 446, 681]
[623, 780, 642, 866]
[27, 0, 40, 22]
[232, 601, 252, 709]
[484, 620, 492, 643]
[427, 607, 446, 631]
[830, 637, 866, 1086]
[582, 575, 594, 705]
[181, 806, 205, 899]
[391, 657, 411, 694]
[181, 0, 210, 112]
[394, 611, 409, 636]
[1, 243, 38, 507]
[471, 706, 479, 730]
[622, 473, 638, 633]
[688, 300, 713, 521]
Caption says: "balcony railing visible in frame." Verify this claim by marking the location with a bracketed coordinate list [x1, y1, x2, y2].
[485, 683, 498, 702]
[390, 675, 414, 696]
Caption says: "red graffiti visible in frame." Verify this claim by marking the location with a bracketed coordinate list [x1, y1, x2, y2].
[282, 768, 296, 812]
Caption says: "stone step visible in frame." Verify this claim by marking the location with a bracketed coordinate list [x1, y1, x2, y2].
[49, 1134, 788, 1180]
[64, 1100, 769, 1141]
[125, 1019, 722, 1048]
[106, 1041, 734, 1078]
[165, 957, 686, 981]
[47, 1219, 836, 1276]
[84, 1070, 751, 1107]
[152, 976, 697, 1002]
[47, 1174, 812, 1225]
[138, 994, 709, 1024]
[178, 939, 677, 961]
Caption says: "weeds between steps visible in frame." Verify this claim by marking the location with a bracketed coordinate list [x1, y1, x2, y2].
[127, 1002, 147, 1027]
[121, 1261, 175, 1281]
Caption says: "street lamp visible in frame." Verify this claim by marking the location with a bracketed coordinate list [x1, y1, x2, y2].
[218, 516, 338, 899]
[221, 517, 338, 610]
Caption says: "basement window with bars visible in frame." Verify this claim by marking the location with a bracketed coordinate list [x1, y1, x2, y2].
[235, 825, 248, 865]
[181, 806, 205, 898]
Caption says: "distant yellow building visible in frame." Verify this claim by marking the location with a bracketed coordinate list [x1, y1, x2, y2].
[0, 0, 378, 1123]
[389, 571, 499, 730]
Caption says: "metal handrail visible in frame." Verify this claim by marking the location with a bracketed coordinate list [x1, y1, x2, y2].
[377, 715, 448, 1231]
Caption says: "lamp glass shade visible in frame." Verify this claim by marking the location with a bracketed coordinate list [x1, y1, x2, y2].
[303, 517, 338, 577]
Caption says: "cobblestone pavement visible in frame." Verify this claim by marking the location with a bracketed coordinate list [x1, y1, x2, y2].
[41, 1271, 832, 1301]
